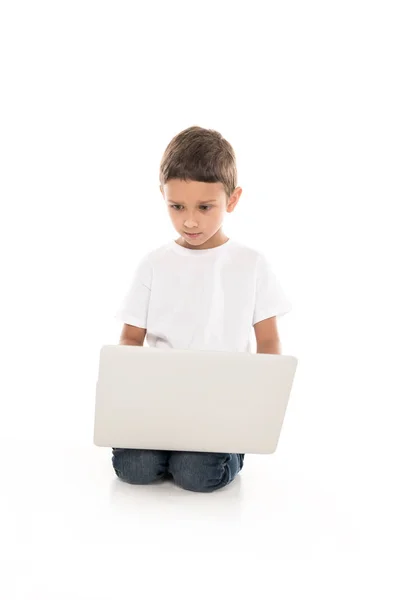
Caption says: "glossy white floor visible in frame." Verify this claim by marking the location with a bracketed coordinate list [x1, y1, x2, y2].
[2, 360, 399, 599]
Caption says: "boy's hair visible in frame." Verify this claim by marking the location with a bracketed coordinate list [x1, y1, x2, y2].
[159, 125, 237, 198]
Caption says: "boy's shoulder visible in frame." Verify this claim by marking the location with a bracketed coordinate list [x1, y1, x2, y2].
[227, 239, 265, 260]
[139, 241, 175, 263]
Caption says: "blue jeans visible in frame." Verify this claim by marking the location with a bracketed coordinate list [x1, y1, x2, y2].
[112, 448, 245, 493]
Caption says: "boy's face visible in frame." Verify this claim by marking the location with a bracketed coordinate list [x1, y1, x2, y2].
[160, 179, 242, 249]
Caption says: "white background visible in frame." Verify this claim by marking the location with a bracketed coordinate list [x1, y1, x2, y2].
[1, 1, 399, 598]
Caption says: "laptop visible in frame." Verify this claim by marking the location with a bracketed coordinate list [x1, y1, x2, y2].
[93, 345, 298, 454]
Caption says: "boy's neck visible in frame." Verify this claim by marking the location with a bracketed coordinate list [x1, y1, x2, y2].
[175, 229, 229, 250]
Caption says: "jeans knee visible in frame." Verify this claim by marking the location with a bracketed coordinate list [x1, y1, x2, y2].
[169, 452, 238, 493]
[112, 448, 168, 485]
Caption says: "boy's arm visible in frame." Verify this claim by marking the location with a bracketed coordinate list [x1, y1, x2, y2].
[119, 323, 146, 346]
[254, 316, 281, 355]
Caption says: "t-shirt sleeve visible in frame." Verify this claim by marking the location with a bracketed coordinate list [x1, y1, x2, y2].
[252, 254, 293, 326]
[114, 255, 152, 329]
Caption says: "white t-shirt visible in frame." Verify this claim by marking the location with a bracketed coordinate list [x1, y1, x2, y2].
[115, 238, 292, 353]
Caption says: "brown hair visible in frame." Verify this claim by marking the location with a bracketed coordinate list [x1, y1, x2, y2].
[159, 125, 237, 198]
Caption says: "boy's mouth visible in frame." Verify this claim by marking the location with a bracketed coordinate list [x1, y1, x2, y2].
[184, 232, 202, 238]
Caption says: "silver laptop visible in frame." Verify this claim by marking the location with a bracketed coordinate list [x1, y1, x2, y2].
[93, 345, 298, 454]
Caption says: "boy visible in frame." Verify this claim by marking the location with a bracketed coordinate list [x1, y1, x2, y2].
[112, 125, 292, 493]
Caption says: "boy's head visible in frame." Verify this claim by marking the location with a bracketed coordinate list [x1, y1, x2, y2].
[159, 126, 242, 248]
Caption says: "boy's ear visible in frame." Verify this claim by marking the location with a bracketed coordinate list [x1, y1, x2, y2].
[227, 187, 242, 213]
[159, 185, 164, 196]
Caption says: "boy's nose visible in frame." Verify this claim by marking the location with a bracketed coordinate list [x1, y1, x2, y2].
[184, 219, 198, 228]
